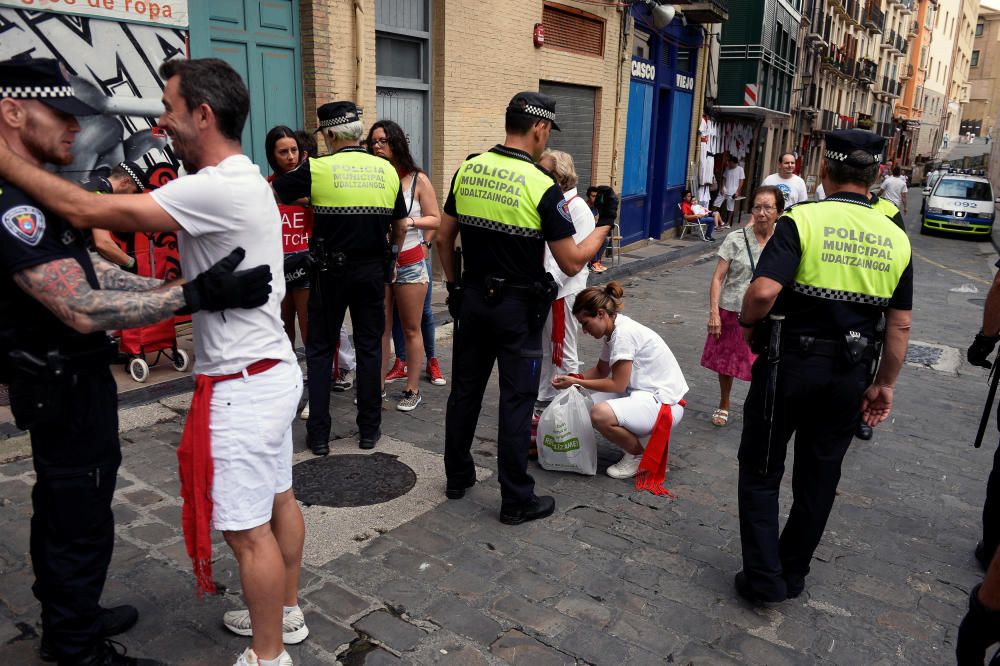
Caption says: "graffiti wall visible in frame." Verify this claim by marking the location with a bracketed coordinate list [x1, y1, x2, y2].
[0, 8, 187, 279]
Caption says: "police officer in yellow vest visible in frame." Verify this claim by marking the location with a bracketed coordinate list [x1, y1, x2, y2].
[735, 129, 913, 602]
[273, 101, 408, 454]
[436, 92, 614, 524]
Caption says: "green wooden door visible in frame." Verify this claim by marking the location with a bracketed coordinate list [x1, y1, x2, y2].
[188, 0, 303, 171]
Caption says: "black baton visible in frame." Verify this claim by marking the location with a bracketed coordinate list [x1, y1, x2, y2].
[975, 364, 1000, 449]
[761, 314, 785, 475]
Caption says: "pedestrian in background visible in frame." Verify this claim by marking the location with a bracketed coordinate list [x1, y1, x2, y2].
[713, 154, 745, 227]
[82, 160, 147, 272]
[680, 188, 720, 241]
[761, 152, 807, 208]
[586, 185, 608, 273]
[878, 165, 908, 218]
[701, 185, 781, 427]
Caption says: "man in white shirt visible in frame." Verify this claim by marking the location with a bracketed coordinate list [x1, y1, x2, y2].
[712, 154, 745, 225]
[0, 57, 305, 666]
[761, 152, 808, 209]
[879, 165, 909, 216]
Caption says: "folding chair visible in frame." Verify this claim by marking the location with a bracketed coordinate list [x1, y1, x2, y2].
[678, 203, 707, 240]
[605, 222, 623, 266]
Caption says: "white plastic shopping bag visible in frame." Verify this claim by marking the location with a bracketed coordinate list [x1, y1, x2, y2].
[537, 386, 597, 475]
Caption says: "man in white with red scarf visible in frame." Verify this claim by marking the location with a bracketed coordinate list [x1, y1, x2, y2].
[0, 57, 306, 666]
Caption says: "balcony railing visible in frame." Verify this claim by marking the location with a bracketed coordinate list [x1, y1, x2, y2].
[899, 0, 914, 15]
[863, 1, 885, 34]
[673, 0, 729, 24]
[858, 58, 878, 83]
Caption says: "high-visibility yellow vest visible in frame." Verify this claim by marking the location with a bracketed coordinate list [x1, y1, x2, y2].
[308, 148, 400, 215]
[871, 196, 899, 220]
[786, 198, 911, 306]
[450, 148, 554, 237]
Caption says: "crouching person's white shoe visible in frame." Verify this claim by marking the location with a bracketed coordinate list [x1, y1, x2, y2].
[223, 606, 309, 644]
[234, 647, 293, 666]
[606, 452, 643, 479]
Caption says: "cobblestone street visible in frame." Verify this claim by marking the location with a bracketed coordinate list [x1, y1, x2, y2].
[2, 194, 999, 664]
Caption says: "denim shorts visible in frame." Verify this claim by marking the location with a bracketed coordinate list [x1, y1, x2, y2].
[394, 258, 429, 285]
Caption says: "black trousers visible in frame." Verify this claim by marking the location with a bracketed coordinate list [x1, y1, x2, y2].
[737, 352, 868, 601]
[306, 259, 385, 443]
[982, 439, 1000, 561]
[444, 288, 544, 510]
[9, 367, 121, 660]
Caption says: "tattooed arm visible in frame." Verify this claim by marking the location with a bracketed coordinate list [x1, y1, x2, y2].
[14, 257, 185, 334]
[90, 254, 169, 292]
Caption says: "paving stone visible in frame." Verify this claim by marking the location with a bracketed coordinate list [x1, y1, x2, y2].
[425, 595, 503, 644]
[489, 629, 574, 666]
[550, 624, 631, 664]
[127, 521, 177, 546]
[150, 503, 182, 526]
[553, 593, 613, 627]
[0, 479, 31, 505]
[305, 582, 375, 623]
[490, 594, 572, 637]
[359, 647, 402, 664]
[353, 610, 425, 652]
[302, 610, 357, 656]
[496, 569, 561, 602]
[122, 488, 166, 507]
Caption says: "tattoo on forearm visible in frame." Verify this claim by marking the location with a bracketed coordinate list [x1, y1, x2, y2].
[14, 258, 185, 332]
[92, 257, 165, 292]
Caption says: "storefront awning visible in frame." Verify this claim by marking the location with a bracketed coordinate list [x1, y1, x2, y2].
[713, 105, 790, 120]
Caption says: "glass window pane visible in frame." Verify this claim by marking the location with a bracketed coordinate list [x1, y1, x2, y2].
[632, 29, 651, 60]
[376, 35, 422, 80]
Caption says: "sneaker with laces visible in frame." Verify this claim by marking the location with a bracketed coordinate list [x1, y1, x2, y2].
[397, 390, 422, 412]
[233, 647, 293, 666]
[606, 452, 643, 479]
[332, 369, 353, 392]
[384, 358, 407, 383]
[223, 607, 309, 644]
[426, 357, 446, 386]
[591, 261, 607, 273]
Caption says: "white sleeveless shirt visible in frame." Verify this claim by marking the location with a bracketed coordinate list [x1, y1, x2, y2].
[401, 172, 423, 252]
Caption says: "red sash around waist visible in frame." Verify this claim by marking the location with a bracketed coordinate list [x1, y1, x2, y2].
[635, 399, 686, 497]
[397, 244, 425, 267]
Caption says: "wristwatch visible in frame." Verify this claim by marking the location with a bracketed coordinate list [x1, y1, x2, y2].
[420, 240, 433, 248]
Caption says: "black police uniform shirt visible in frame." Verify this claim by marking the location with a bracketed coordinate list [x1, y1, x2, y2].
[271, 147, 408, 254]
[0, 178, 104, 352]
[753, 192, 914, 339]
[443, 145, 575, 285]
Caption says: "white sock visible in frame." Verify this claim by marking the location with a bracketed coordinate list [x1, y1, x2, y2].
[283, 605, 299, 616]
[259, 653, 288, 666]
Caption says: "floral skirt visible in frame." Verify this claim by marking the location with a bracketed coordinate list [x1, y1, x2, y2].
[700, 308, 757, 382]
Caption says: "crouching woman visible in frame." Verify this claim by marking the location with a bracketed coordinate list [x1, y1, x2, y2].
[552, 282, 689, 480]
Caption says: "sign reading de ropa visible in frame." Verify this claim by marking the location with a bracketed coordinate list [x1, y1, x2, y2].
[0, 0, 188, 28]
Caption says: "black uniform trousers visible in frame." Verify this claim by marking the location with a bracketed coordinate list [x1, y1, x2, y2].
[9, 367, 121, 660]
[444, 287, 544, 510]
[306, 259, 384, 443]
[737, 351, 868, 601]
[982, 438, 1000, 562]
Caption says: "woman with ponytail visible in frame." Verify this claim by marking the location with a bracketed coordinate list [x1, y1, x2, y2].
[552, 282, 689, 482]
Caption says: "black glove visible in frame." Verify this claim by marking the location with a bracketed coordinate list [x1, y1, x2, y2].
[179, 247, 272, 314]
[968, 331, 999, 368]
[595, 185, 619, 227]
[283, 252, 315, 284]
[445, 282, 463, 321]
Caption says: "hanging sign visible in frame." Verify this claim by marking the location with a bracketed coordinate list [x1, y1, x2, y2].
[0, 0, 189, 28]
[631, 57, 656, 82]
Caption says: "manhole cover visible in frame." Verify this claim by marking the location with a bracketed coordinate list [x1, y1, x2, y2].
[293, 453, 416, 508]
[906, 343, 943, 366]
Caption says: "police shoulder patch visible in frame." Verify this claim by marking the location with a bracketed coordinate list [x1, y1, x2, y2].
[557, 198, 573, 222]
[2, 205, 46, 247]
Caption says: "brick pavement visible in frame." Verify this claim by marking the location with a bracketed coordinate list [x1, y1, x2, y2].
[1, 195, 998, 664]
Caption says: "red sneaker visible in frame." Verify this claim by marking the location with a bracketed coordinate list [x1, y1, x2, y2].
[385, 358, 407, 383]
[426, 357, 446, 386]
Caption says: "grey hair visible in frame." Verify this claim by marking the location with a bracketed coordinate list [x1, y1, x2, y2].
[541, 148, 578, 192]
[323, 120, 364, 144]
[825, 150, 879, 188]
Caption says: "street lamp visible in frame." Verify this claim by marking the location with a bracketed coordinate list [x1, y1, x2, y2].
[639, 0, 677, 28]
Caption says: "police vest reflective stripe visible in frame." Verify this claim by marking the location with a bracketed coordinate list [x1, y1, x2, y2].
[787, 198, 911, 306]
[309, 149, 400, 214]
[451, 149, 552, 238]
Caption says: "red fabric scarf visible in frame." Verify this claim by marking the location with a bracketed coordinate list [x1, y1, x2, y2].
[178, 358, 280, 597]
[635, 399, 686, 497]
[550, 297, 566, 367]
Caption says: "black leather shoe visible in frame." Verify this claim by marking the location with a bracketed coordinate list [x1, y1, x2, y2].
[856, 423, 873, 440]
[499, 495, 555, 525]
[784, 576, 805, 599]
[734, 571, 785, 605]
[41, 606, 139, 662]
[307, 439, 330, 456]
[58, 639, 163, 665]
[445, 477, 476, 500]
[359, 428, 381, 450]
[975, 541, 994, 571]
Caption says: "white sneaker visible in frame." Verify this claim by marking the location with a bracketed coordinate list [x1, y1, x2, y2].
[299, 404, 310, 420]
[234, 647, 293, 666]
[606, 452, 643, 479]
[223, 607, 310, 644]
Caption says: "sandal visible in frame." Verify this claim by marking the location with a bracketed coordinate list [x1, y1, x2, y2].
[711, 408, 729, 427]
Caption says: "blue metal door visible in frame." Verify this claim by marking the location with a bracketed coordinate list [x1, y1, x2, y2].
[620, 79, 654, 246]
[187, 1, 302, 171]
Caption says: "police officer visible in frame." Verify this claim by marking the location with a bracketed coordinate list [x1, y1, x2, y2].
[0, 58, 270, 665]
[436, 92, 614, 524]
[272, 101, 408, 454]
[734, 129, 913, 602]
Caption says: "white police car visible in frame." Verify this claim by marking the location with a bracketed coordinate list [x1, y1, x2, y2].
[921, 171, 997, 237]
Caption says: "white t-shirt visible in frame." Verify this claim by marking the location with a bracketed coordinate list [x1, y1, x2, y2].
[599, 314, 688, 404]
[722, 165, 745, 195]
[880, 175, 908, 209]
[761, 173, 808, 208]
[544, 187, 596, 299]
[151, 154, 296, 375]
[815, 183, 826, 201]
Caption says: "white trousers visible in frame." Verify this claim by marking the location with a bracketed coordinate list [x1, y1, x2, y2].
[538, 296, 581, 402]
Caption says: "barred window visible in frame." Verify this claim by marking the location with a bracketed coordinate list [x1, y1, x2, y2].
[542, 3, 605, 57]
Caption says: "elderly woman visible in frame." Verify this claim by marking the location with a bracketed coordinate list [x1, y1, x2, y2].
[701, 185, 782, 426]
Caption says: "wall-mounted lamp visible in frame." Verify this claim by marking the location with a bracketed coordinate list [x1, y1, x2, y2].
[641, 0, 677, 29]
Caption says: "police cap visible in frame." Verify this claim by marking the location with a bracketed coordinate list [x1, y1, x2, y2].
[317, 101, 361, 129]
[0, 56, 99, 117]
[824, 129, 885, 167]
[117, 160, 147, 192]
[507, 91, 561, 131]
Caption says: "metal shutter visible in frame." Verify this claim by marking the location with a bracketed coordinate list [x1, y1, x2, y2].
[539, 82, 596, 192]
[542, 4, 604, 57]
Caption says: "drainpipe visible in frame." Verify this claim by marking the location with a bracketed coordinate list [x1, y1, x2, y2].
[355, 0, 366, 106]
[610, 6, 631, 190]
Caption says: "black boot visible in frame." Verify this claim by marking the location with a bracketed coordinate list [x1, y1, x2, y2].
[41, 605, 139, 662]
[957, 584, 1000, 665]
[62, 639, 165, 665]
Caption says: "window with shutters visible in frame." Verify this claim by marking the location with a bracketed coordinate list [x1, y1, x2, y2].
[542, 3, 605, 57]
